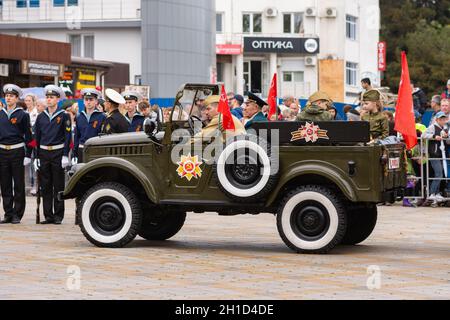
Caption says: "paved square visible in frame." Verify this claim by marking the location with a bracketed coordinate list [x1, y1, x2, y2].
[0, 198, 448, 300]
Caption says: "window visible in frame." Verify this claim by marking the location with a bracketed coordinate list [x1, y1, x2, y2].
[67, 0, 78, 6]
[216, 13, 224, 33]
[53, 0, 64, 6]
[69, 35, 81, 57]
[84, 35, 94, 58]
[70, 34, 95, 58]
[16, 0, 27, 7]
[346, 62, 358, 86]
[29, 0, 40, 7]
[346, 15, 358, 40]
[242, 13, 262, 33]
[283, 71, 304, 83]
[283, 13, 304, 34]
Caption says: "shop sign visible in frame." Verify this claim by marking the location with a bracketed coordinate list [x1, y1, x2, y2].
[21, 60, 64, 77]
[216, 44, 242, 55]
[244, 37, 320, 54]
[378, 42, 387, 71]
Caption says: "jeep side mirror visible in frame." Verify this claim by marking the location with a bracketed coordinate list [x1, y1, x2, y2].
[144, 118, 157, 137]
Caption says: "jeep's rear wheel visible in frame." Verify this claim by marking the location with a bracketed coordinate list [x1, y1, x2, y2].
[138, 210, 186, 241]
[277, 186, 347, 254]
[78, 182, 142, 248]
[341, 203, 378, 245]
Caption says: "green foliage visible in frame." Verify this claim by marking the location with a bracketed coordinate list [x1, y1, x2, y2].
[380, 0, 450, 95]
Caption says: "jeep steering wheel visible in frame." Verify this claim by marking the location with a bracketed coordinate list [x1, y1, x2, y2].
[188, 115, 204, 135]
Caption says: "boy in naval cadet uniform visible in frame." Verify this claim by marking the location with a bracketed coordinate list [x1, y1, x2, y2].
[102, 89, 129, 134]
[122, 91, 145, 132]
[34, 85, 72, 225]
[0, 84, 33, 224]
[73, 88, 107, 163]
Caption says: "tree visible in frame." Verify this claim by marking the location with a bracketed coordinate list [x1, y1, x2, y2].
[380, 0, 450, 96]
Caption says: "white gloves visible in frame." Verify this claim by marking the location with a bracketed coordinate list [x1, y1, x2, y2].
[34, 159, 40, 171]
[23, 157, 31, 166]
[61, 156, 70, 169]
[71, 157, 78, 166]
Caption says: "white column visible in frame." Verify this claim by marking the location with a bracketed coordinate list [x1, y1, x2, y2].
[236, 53, 244, 95]
[269, 53, 277, 78]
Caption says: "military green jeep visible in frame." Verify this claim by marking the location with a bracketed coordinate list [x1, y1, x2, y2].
[61, 84, 407, 254]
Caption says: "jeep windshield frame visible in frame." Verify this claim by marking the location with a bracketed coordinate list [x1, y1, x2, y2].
[170, 84, 220, 123]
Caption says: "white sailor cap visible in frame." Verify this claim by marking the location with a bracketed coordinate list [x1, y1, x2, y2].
[81, 88, 102, 99]
[3, 84, 23, 97]
[121, 91, 143, 101]
[105, 88, 126, 105]
[44, 85, 65, 99]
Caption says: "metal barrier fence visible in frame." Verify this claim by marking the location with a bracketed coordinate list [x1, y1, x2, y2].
[405, 137, 450, 202]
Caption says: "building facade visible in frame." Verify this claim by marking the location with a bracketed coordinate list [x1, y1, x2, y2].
[216, 0, 380, 103]
[0, 0, 379, 102]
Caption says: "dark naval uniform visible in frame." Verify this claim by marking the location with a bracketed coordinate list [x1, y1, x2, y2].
[125, 112, 145, 132]
[74, 110, 106, 162]
[102, 109, 129, 134]
[35, 87, 72, 224]
[0, 85, 33, 223]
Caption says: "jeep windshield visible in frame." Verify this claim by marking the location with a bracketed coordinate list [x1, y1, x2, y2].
[170, 84, 219, 122]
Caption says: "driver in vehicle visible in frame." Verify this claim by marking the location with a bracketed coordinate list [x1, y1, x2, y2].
[192, 95, 245, 143]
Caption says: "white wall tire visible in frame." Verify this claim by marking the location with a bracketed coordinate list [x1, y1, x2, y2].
[78, 182, 142, 248]
[277, 186, 347, 254]
[214, 136, 279, 202]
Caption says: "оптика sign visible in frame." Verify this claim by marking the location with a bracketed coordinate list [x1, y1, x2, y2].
[244, 37, 320, 54]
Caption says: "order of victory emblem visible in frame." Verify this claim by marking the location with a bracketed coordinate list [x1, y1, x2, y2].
[291, 122, 330, 143]
[176, 154, 203, 181]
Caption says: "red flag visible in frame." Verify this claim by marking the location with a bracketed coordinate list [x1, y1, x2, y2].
[218, 85, 235, 131]
[394, 52, 417, 150]
[267, 73, 277, 121]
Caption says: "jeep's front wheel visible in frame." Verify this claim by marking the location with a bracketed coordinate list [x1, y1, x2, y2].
[277, 186, 347, 254]
[138, 210, 186, 241]
[78, 182, 142, 248]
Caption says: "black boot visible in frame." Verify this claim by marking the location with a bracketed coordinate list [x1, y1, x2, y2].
[0, 217, 12, 224]
[11, 216, 21, 224]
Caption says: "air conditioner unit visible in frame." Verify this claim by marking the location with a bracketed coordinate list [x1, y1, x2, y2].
[264, 7, 278, 18]
[325, 8, 337, 18]
[305, 7, 316, 17]
[305, 56, 317, 67]
[0, 64, 9, 77]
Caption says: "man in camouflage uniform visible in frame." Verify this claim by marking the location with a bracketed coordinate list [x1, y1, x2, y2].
[297, 91, 333, 122]
[361, 89, 389, 141]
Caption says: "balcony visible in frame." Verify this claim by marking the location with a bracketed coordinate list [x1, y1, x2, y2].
[0, 0, 141, 24]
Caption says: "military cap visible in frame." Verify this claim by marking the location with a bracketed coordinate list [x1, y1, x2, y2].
[121, 91, 142, 101]
[81, 88, 102, 99]
[308, 91, 331, 104]
[362, 89, 381, 102]
[44, 85, 65, 98]
[204, 95, 220, 107]
[105, 88, 126, 105]
[246, 92, 267, 109]
[3, 84, 23, 97]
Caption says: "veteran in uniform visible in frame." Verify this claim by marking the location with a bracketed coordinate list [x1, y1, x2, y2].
[297, 91, 333, 122]
[0, 84, 33, 224]
[102, 89, 129, 134]
[192, 95, 245, 143]
[73, 88, 107, 164]
[122, 91, 145, 132]
[361, 89, 389, 141]
[243, 92, 269, 130]
[34, 85, 72, 224]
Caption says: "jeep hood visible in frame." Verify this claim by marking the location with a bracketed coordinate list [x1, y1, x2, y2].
[85, 132, 150, 146]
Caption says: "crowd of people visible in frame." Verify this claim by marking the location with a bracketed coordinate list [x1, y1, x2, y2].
[0, 78, 449, 225]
